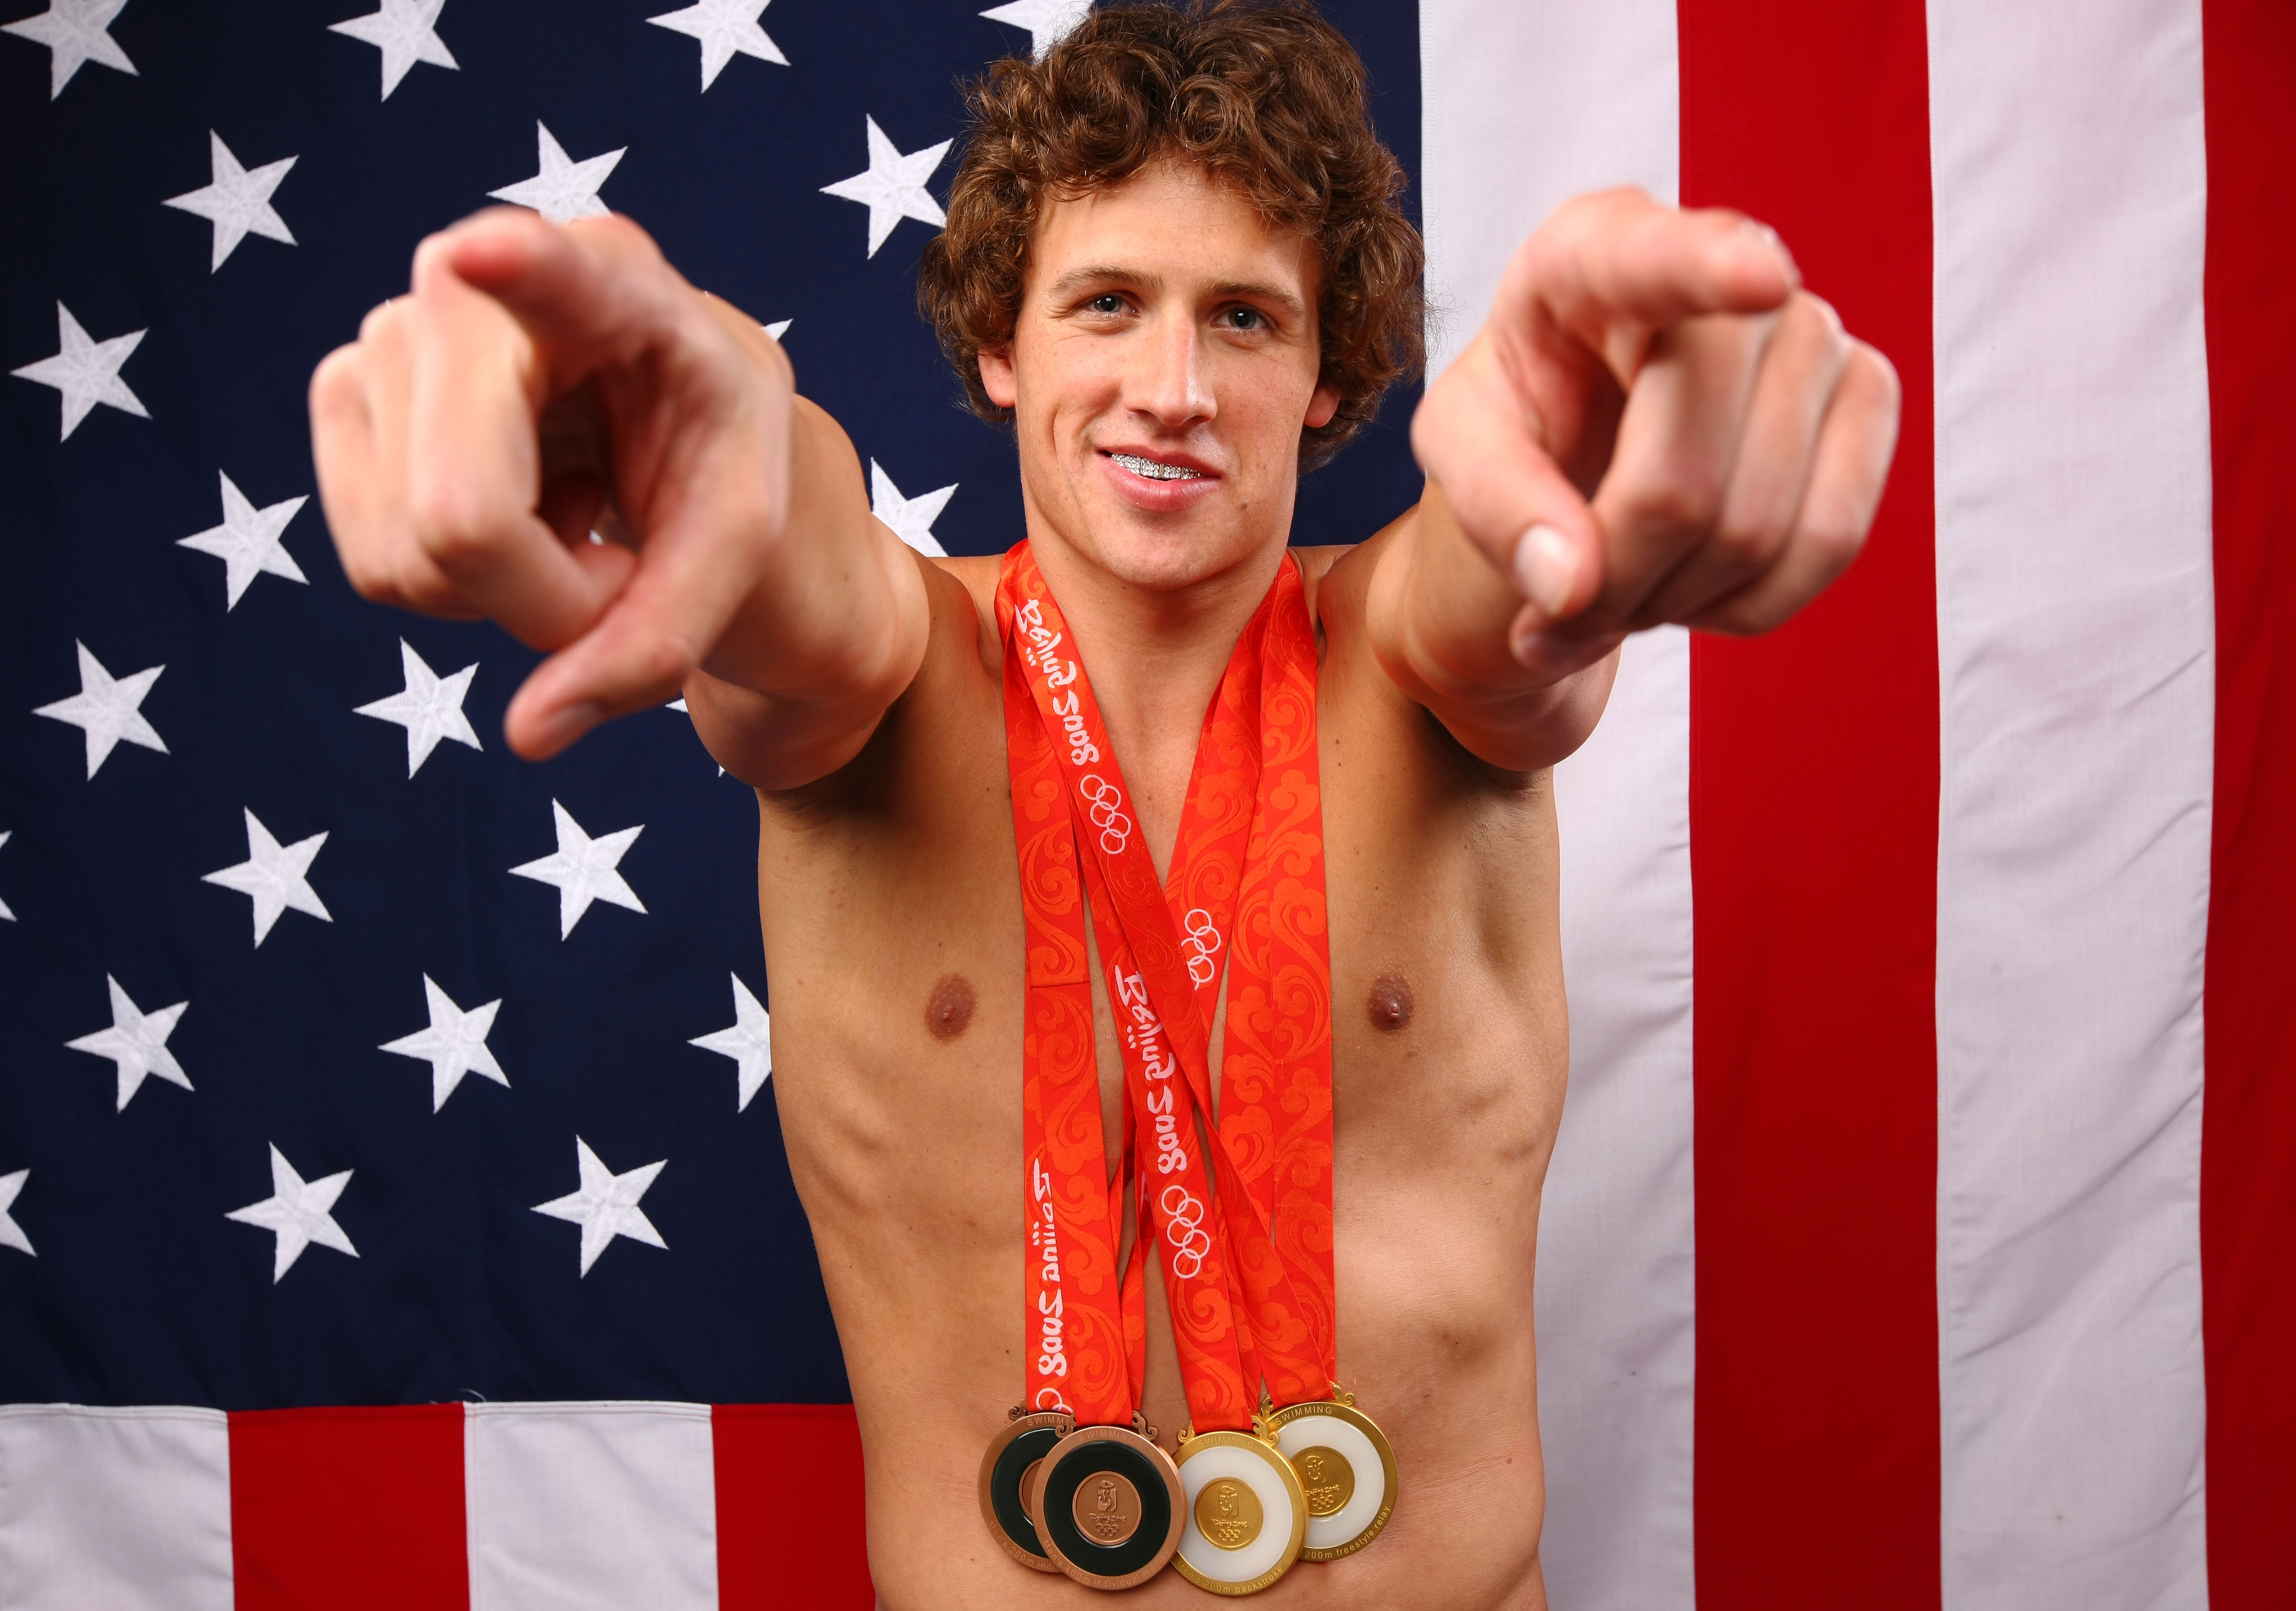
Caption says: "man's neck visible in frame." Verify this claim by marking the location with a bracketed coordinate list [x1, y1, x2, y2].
[1025, 525, 1289, 881]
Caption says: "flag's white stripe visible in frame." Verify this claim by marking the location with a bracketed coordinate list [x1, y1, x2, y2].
[1927, 0, 2214, 1603]
[1421, 6, 1692, 1607]
[466, 1399, 719, 1611]
[0, 1405, 234, 1611]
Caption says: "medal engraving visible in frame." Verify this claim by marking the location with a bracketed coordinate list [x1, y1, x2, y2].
[1267, 1399, 1399, 1562]
[1073, 1470, 1143, 1546]
[1030, 1424, 1184, 1590]
[1293, 1445, 1356, 1518]
[1193, 1476, 1266, 1551]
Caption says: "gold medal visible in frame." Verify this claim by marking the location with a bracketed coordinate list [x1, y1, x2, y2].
[1266, 1396, 1398, 1561]
[1170, 1426, 1307, 1595]
[979, 1409, 1073, 1572]
[1028, 1422, 1185, 1590]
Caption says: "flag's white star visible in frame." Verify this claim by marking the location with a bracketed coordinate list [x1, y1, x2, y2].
[764, 318, 791, 341]
[980, 0, 1091, 60]
[10, 302, 146, 440]
[532, 1137, 667, 1276]
[328, 0, 455, 100]
[647, 0, 784, 89]
[2, 0, 135, 99]
[690, 974, 773, 1111]
[0, 1170, 31, 1258]
[380, 975, 506, 1111]
[227, 1144, 357, 1282]
[355, 639, 480, 776]
[202, 808, 331, 946]
[488, 123, 625, 225]
[821, 116, 951, 258]
[64, 974, 190, 1110]
[177, 471, 309, 610]
[0, 831, 13, 922]
[870, 460, 956, 557]
[162, 130, 296, 272]
[34, 641, 165, 779]
[510, 799, 645, 938]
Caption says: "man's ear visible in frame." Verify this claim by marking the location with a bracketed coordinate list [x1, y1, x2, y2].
[979, 346, 1017, 410]
[1305, 383, 1341, 430]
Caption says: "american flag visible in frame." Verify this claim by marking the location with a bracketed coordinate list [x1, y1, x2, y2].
[0, 0, 1417, 1604]
[4, 0, 2292, 1608]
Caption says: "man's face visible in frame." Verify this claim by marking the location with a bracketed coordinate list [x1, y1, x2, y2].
[979, 159, 1341, 591]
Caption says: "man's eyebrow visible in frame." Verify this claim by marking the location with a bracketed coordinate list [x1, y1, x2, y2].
[1041, 266, 1306, 317]
[1045, 265, 1160, 298]
[1209, 279, 1306, 316]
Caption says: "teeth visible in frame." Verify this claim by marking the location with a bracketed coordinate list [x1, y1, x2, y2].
[1111, 451, 1204, 482]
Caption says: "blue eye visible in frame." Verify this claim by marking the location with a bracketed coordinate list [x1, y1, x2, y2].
[1088, 294, 1126, 315]
[1222, 307, 1264, 331]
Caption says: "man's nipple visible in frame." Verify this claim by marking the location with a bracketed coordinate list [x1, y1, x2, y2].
[1367, 974, 1414, 1032]
[926, 974, 976, 1041]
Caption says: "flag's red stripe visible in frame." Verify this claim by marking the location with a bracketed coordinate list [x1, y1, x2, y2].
[1678, 2, 1941, 1605]
[2200, 2, 2296, 1603]
[713, 1403, 873, 1608]
[228, 1404, 468, 1611]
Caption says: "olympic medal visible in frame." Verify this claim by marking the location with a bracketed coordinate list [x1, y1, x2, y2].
[979, 1411, 1073, 1573]
[1171, 1429, 1307, 1595]
[1267, 1398, 1398, 1561]
[1029, 1423, 1185, 1590]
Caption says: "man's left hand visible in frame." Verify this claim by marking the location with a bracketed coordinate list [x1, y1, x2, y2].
[1412, 188, 1902, 681]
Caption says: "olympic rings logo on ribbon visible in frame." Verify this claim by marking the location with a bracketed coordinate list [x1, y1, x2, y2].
[1160, 1184, 1214, 1280]
[1078, 774, 1132, 855]
[1181, 908, 1222, 986]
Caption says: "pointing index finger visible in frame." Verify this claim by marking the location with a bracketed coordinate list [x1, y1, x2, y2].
[1504, 190, 1802, 386]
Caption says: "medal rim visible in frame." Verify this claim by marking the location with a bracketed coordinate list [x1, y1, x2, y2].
[1266, 1399, 1399, 1562]
[979, 1411, 1072, 1574]
[1028, 1423, 1185, 1590]
[1170, 1428, 1309, 1596]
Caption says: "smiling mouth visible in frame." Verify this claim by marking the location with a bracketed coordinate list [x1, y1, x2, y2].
[1106, 450, 1207, 482]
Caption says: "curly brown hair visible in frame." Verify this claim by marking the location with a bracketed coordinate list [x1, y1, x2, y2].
[917, 0, 1425, 468]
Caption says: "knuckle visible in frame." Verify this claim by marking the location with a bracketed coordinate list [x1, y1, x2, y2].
[1799, 513, 1871, 580]
[310, 345, 362, 411]
[336, 541, 398, 603]
[1709, 512, 1789, 572]
[357, 300, 403, 349]
[1629, 460, 1727, 538]
[1853, 340, 1903, 410]
[408, 483, 508, 574]
[623, 631, 697, 697]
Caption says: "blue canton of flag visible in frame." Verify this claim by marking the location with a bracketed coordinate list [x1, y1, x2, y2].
[0, 0, 1421, 1423]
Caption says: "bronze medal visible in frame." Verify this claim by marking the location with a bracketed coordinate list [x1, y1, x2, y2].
[1170, 1427, 1307, 1595]
[1267, 1397, 1399, 1561]
[1027, 1422, 1185, 1590]
[979, 1409, 1073, 1573]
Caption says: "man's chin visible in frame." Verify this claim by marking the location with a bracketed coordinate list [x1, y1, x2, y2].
[1058, 500, 1285, 594]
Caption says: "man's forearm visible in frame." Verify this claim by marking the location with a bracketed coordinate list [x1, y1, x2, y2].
[686, 381, 931, 790]
[1367, 479, 1617, 774]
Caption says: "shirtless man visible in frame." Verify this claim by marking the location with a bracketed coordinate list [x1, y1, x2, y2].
[308, 5, 1897, 1605]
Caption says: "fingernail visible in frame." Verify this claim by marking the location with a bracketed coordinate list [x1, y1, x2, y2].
[1510, 623, 1567, 668]
[1737, 217, 1798, 277]
[534, 700, 603, 752]
[1512, 524, 1578, 618]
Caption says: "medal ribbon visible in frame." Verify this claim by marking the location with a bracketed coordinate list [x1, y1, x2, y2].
[1005, 626, 1138, 1425]
[1000, 543, 1334, 1432]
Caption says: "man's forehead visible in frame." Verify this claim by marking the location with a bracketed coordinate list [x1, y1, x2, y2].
[1025, 160, 1318, 301]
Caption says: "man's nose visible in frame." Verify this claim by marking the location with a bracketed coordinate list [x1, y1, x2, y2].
[1128, 309, 1213, 428]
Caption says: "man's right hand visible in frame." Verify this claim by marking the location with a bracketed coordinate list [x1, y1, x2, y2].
[309, 207, 921, 773]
